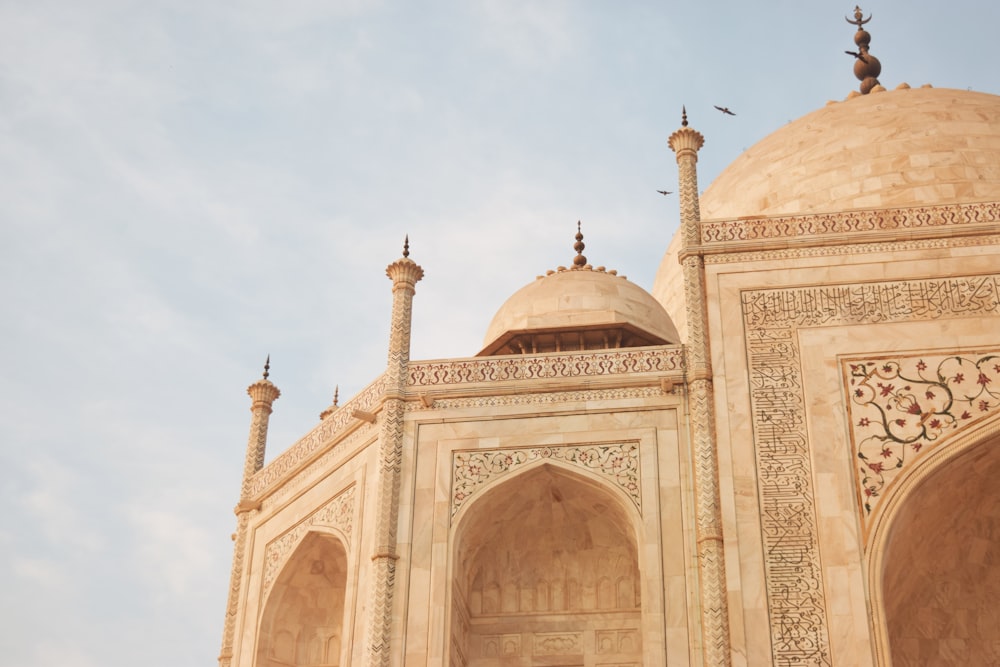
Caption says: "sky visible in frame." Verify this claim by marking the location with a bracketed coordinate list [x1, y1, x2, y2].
[1, 2, 999, 666]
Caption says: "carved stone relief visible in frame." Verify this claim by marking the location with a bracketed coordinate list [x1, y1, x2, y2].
[741, 273, 1000, 666]
[262, 484, 356, 599]
[452, 443, 641, 519]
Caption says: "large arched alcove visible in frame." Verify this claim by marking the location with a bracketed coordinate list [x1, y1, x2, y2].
[449, 463, 643, 667]
[880, 433, 1000, 665]
[256, 532, 348, 667]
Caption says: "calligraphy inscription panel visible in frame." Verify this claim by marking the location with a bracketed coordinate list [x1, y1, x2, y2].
[741, 274, 1000, 666]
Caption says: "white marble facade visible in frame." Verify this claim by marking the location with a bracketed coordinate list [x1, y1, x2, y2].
[220, 87, 1000, 667]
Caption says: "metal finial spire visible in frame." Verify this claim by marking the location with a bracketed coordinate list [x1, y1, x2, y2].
[402, 235, 410, 258]
[845, 5, 881, 94]
[333, 385, 339, 407]
[263, 354, 270, 380]
[681, 106, 688, 127]
[572, 221, 587, 267]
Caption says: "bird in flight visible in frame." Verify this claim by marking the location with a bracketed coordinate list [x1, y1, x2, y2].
[657, 190, 672, 196]
[844, 50, 868, 63]
[714, 105, 735, 116]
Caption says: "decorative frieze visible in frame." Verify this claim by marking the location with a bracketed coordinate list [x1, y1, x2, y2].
[702, 201, 1000, 245]
[248, 375, 386, 498]
[845, 352, 1000, 526]
[452, 443, 641, 519]
[742, 272, 1000, 666]
[418, 386, 667, 411]
[408, 347, 683, 387]
[261, 485, 356, 598]
[533, 632, 582, 656]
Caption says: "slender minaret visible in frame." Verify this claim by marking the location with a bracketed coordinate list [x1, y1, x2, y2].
[669, 108, 732, 666]
[366, 237, 424, 667]
[219, 358, 281, 667]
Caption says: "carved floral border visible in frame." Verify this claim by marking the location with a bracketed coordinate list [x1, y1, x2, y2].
[451, 442, 641, 519]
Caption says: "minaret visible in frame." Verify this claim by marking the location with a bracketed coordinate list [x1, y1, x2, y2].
[366, 237, 424, 667]
[669, 109, 732, 667]
[219, 358, 281, 667]
[847, 5, 882, 94]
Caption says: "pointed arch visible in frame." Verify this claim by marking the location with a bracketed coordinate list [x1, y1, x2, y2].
[869, 411, 1000, 665]
[256, 531, 348, 667]
[448, 461, 644, 666]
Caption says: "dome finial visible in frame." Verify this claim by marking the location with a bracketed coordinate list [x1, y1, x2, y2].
[845, 6, 882, 94]
[262, 354, 270, 380]
[681, 106, 688, 127]
[573, 221, 587, 267]
[402, 235, 410, 258]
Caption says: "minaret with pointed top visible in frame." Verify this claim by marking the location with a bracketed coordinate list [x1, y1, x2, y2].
[320, 385, 340, 420]
[367, 237, 424, 667]
[669, 109, 732, 667]
[219, 358, 281, 667]
[848, 5, 882, 94]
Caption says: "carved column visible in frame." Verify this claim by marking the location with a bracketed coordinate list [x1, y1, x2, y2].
[669, 114, 732, 666]
[219, 363, 281, 667]
[366, 241, 424, 667]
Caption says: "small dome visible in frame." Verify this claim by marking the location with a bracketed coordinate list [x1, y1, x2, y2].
[700, 87, 1000, 219]
[480, 267, 680, 356]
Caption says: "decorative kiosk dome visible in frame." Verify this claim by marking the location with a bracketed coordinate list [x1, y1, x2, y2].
[479, 225, 680, 356]
[700, 87, 1000, 219]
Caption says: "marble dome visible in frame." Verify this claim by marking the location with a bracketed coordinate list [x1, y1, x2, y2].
[480, 265, 680, 356]
[699, 87, 1000, 219]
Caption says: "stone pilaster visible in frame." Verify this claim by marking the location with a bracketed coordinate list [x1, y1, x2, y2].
[366, 245, 424, 667]
[218, 366, 280, 667]
[669, 118, 732, 667]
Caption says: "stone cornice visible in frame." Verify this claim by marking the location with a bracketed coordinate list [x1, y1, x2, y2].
[697, 200, 1000, 252]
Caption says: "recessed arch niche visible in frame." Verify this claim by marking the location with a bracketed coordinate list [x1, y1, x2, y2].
[256, 531, 348, 667]
[449, 462, 643, 666]
[877, 430, 1000, 665]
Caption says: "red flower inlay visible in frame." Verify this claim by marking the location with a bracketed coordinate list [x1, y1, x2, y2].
[894, 419, 907, 427]
[978, 372, 991, 386]
[954, 373, 965, 383]
[868, 461, 885, 473]
[858, 417, 871, 427]
[962, 411, 972, 419]
[925, 390, 936, 400]
[880, 447, 893, 459]
[917, 360, 927, 371]
[929, 418, 942, 428]
[907, 403, 922, 415]
[911, 443, 922, 453]
[879, 383, 895, 397]
[980, 400, 990, 412]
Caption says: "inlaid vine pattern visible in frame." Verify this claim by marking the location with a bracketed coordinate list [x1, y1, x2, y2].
[845, 353, 1000, 518]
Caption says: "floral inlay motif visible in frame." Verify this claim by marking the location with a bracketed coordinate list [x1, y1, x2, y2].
[451, 443, 640, 518]
[846, 353, 1000, 516]
[262, 485, 356, 597]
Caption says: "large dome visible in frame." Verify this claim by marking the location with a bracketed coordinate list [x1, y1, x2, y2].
[699, 87, 1000, 219]
[480, 266, 680, 356]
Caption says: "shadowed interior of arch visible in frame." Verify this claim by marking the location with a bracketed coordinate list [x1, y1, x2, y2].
[881, 433, 1000, 665]
[256, 533, 348, 667]
[450, 463, 643, 665]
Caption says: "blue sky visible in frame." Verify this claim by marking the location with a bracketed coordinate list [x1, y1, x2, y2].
[2, 2, 999, 665]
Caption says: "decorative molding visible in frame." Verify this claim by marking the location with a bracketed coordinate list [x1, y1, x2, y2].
[742, 272, 1000, 666]
[417, 386, 668, 411]
[262, 485, 356, 599]
[481, 634, 521, 658]
[844, 352, 1000, 527]
[248, 374, 386, 498]
[408, 347, 683, 387]
[704, 232, 1000, 265]
[532, 632, 582, 656]
[452, 443, 641, 519]
[702, 201, 1000, 245]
